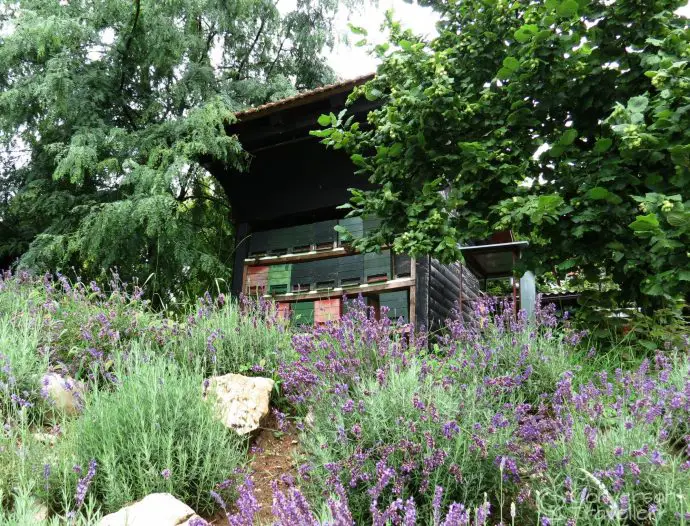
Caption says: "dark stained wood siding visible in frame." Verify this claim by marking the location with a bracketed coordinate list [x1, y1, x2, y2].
[428, 259, 481, 329]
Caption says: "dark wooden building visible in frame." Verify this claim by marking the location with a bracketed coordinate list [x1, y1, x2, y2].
[207, 75, 526, 327]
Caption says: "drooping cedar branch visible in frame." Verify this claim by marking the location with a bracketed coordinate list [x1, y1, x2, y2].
[119, 0, 142, 92]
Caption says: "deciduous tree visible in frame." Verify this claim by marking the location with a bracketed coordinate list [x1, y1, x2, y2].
[316, 0, 690, 313]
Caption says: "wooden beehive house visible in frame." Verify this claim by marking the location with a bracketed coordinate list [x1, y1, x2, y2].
[206, 75, 527, 328]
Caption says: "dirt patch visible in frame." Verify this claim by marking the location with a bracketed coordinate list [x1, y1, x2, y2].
[248, 413, 300, 524]
[206, 412, 299, 525]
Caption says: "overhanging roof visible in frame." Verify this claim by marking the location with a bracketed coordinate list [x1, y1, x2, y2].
[460, 241, 529, 279]
[234, 73, 375, 123]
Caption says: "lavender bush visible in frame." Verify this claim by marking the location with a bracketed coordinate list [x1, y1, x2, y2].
[0, 270, 158, 384]
[1, 269, 688, 525]
[48, 347, 246, 516]
[280, 297, 690, 525]
[160, 292, 292, 378]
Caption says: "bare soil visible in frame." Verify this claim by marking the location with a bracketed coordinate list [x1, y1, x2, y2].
[206, 413, 299, 525]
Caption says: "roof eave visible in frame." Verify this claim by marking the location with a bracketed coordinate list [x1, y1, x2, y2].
[233, 73, 375, 123]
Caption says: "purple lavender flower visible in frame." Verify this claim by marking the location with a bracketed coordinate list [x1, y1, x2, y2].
[432, 486, 444, 526]
[161, 468, 171, 480]
[73, 459, 97, 514]
[442, 421, 460, 439]
[273, 408, 287, 431]
[10, 393, 33, 409]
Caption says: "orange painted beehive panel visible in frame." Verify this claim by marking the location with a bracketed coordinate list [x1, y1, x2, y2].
[276, 302, 291, 320]
[314, 298, 342, 324]
[246, 266, 269, 295]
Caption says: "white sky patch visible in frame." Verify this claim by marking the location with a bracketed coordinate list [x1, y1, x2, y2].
[327, 0, 439, 78]
[87, 27, 115, 62]
[328, 1, 690, 78]
[533, 143, 550, 160]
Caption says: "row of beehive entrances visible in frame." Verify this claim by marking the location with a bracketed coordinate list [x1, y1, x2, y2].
[274, 291, 409, 325]
[248, 217, 378, 257]
[243, 217, 413, 324]
[245, 251, 411, 295]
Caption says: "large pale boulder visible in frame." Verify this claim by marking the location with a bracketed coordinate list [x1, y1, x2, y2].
[205, 373, 274, 435]
[99, 493, 203, 526]
[41, 373, 84, 415]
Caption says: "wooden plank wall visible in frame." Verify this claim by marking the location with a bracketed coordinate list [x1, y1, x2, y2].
[428, 258, 481, 329]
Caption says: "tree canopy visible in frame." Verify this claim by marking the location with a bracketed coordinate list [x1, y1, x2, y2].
[316, 0, 690, 313]
[0, 0, 351, 298]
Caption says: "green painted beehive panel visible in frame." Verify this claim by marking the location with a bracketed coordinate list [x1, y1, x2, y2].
[364, 250, 392, 280]
[337, 217, 364, 245]
[268, 264, 292, 294]
[363, 217, 382, 233]
[292, 301, 314, 325]
[380, 291, 409, 321]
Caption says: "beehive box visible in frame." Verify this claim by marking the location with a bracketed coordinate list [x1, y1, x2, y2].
[248, 231, 270, 257]
[379, 290, 409, 321]
[268, 264, 292, 295]
[313, 259, 338, 290]
[337, 217, 364, 246]
[292, 301, 314, 325]
[393, 253, 412, 278]
[256, 224, 313, 255]
[291, 260, 317, 292]
[313, 220, 337, 250]
[363, 217, 382, 233]
[245, 266, 269, 295]
[286, 224, 314, 253]
[314, 298, 342, 324]
[364, 250, 392, 283]
[276, 302, 291, 320]
[337, 254, 364, 288]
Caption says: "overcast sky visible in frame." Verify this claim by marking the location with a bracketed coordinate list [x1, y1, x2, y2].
[328, 0, 438, 78]
[327, 1, 690, 79]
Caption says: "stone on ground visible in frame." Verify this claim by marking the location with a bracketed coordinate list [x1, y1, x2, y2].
[41, 373, 84, 415]
[99, 493, 203, 526]
[204, 373, 274, 435]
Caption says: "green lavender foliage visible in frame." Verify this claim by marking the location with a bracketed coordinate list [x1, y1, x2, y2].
[52, 346, 247, 516]
[0, 0, 355, 298]
[163, 297, 293, 378]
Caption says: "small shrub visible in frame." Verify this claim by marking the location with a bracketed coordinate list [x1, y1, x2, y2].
[52, 347, 246, 516]
[0, 486, 63, 526]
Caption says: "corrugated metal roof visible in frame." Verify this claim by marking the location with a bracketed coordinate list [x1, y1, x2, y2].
[234, 73, 375, 121]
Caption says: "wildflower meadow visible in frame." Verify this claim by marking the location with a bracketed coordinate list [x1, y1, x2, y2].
[0, 270, 688, 525]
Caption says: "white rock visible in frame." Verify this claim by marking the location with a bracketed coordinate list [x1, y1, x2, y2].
[41, 373, 84, 415]
[30, 500, 49, 522]
[205, 374, 274, 435]
[32, 432, 57, 446]
[99, 493, 197, 526]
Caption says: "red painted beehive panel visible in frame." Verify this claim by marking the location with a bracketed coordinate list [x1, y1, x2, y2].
[246, 266, 269, 295]
[276, 302, 291, 320]
[314, 298, 342, 324]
